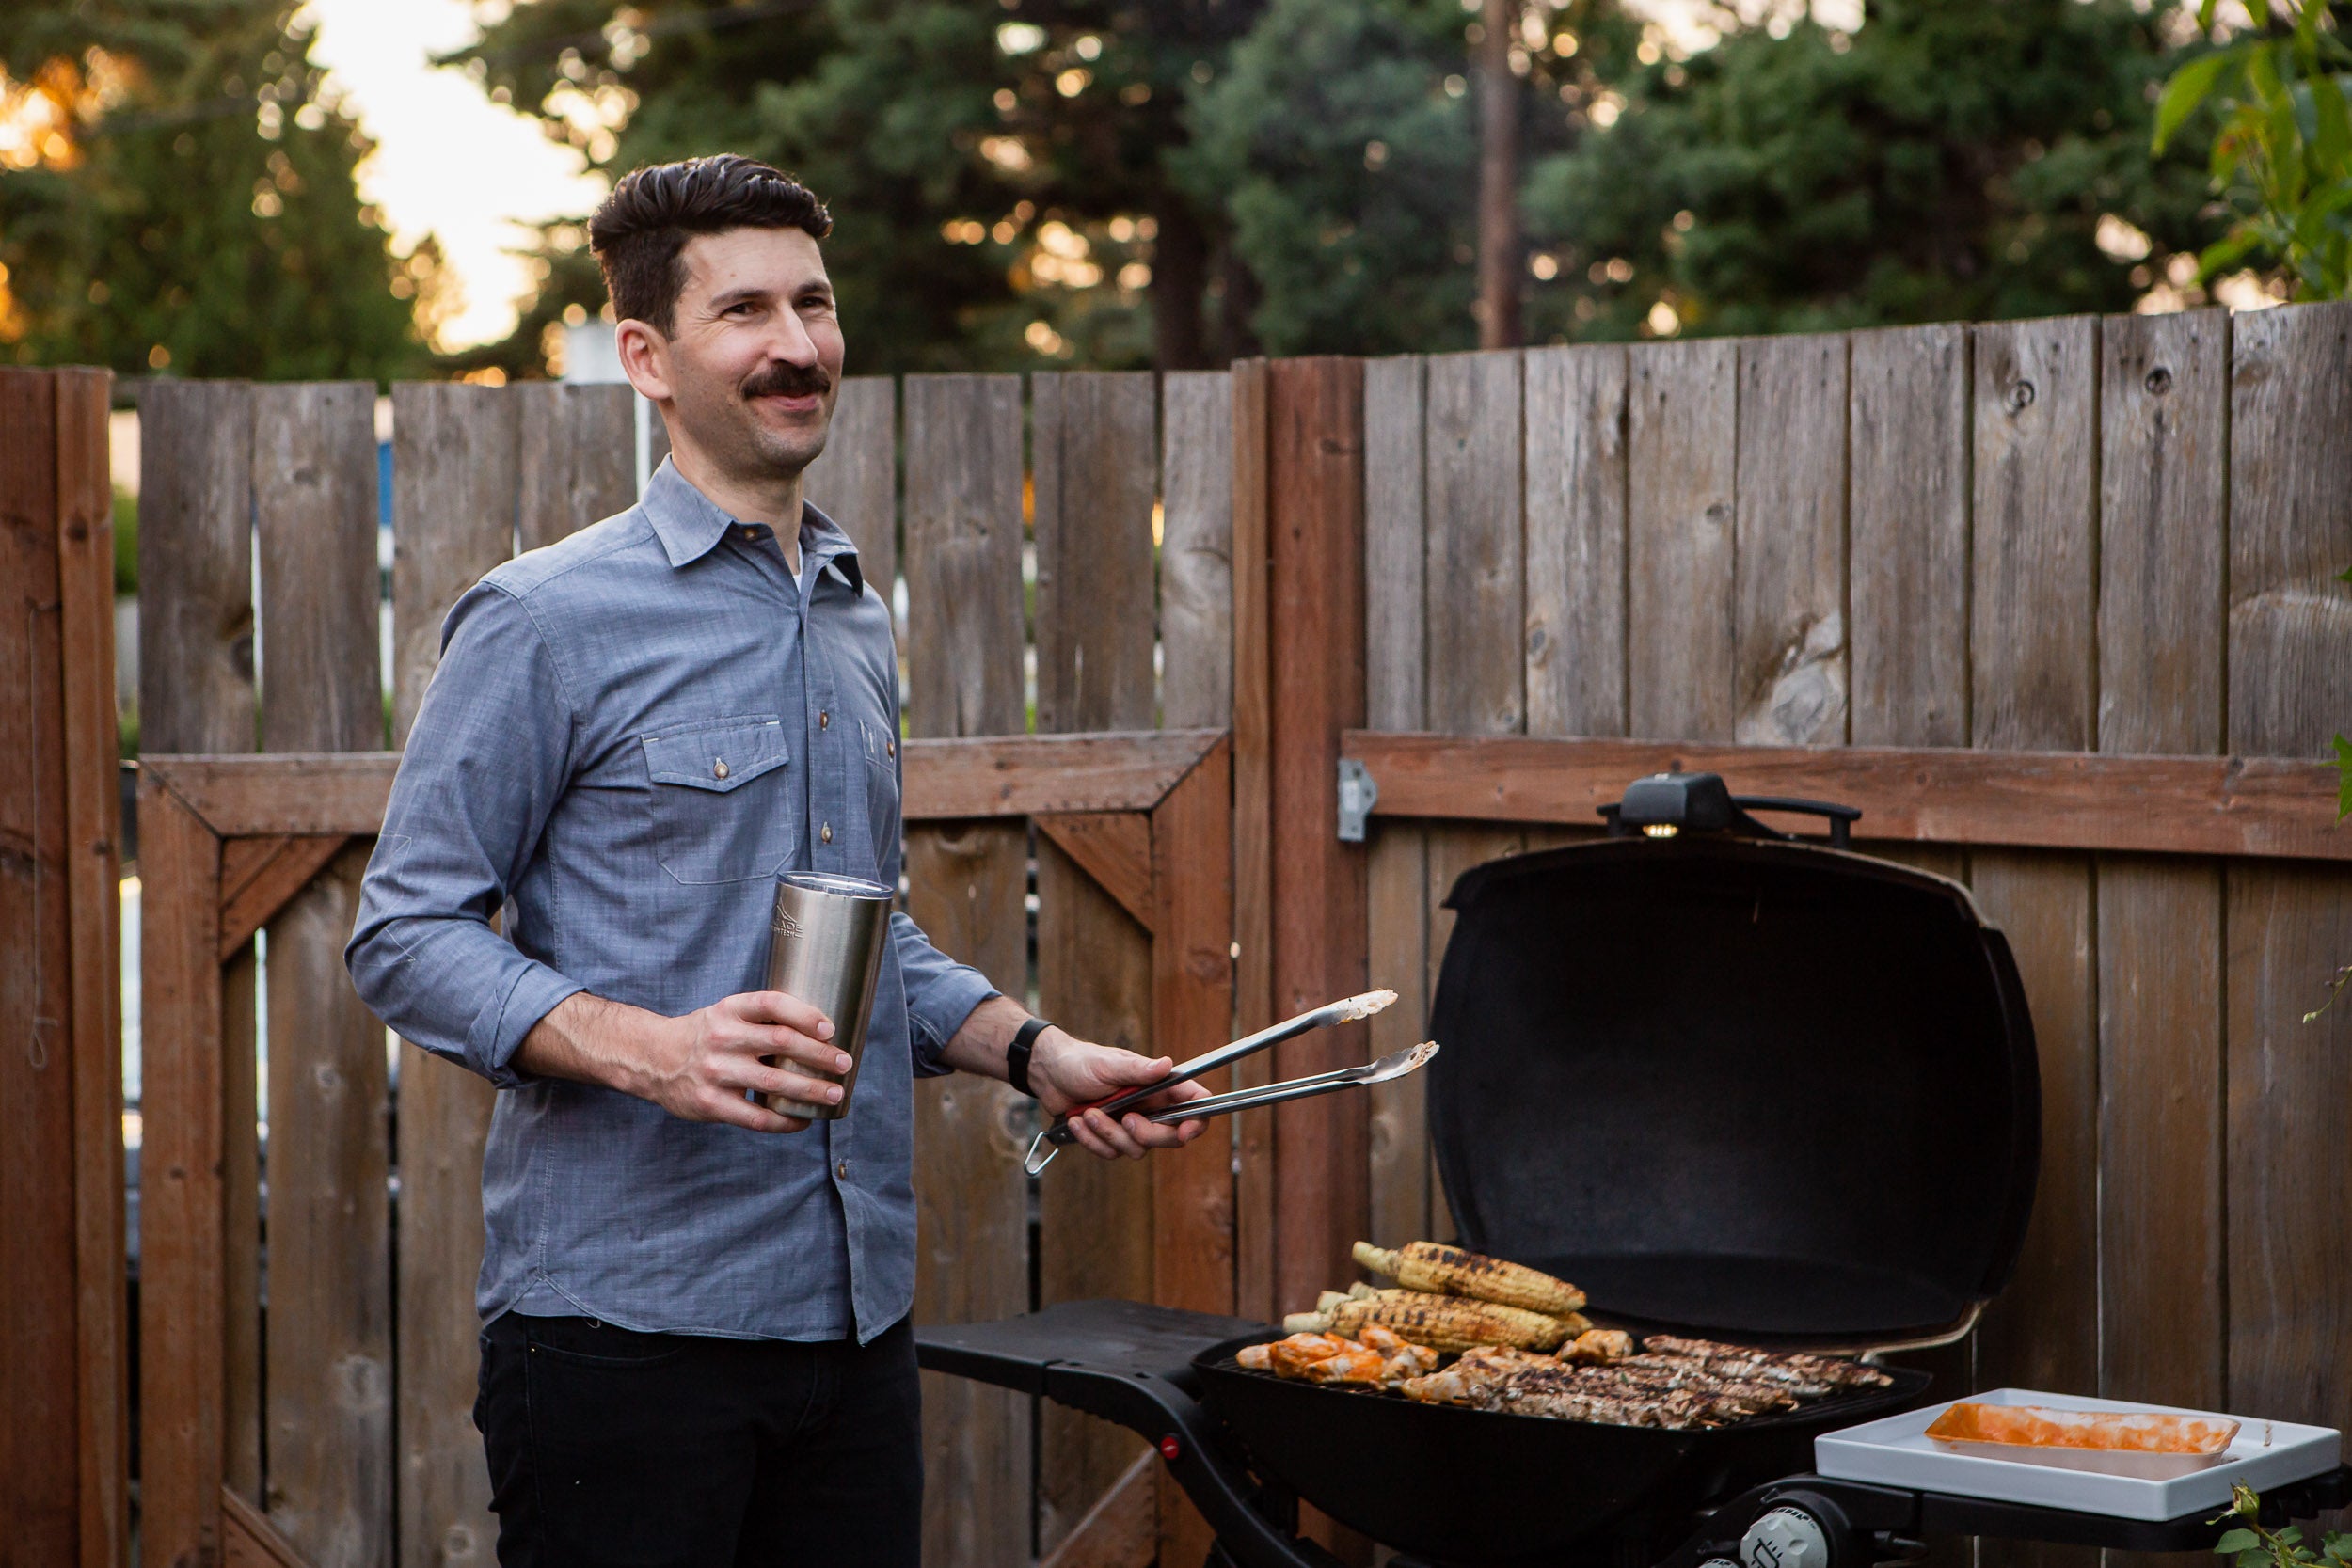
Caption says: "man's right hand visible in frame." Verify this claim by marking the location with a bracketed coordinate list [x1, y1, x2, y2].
[515, 990, 850, 1132]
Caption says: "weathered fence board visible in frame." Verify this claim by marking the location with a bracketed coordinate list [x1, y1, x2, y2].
[2094, 310, 2228, 1427]
[1966, 320, 2101, 1568]
[389, 382, 518, 1568]
[1523, 343, 1627, 739]
[1033, 370, 1160, 1553]
[901, 372, 1031, 1568]
[516, 381, 635, 552]
[1734, 332, 1847, 745]
[1155, 372, 1238, 1568]
[0, 370, 90, 1564]
[137, 379, 265, 1561]
[1363, 356, 1433, 1252]
[2223, 300, 2352, 1452]
[1266, 356, 1371, 1323]
[253, 383, 391, 1568]
[1230, 358, 1279, 1327]
[51, 368, 129, 1568]
[1850, 324, 1970, 752]
[1162, 372, 1234, 734]
[1627, 340, 1738, 740]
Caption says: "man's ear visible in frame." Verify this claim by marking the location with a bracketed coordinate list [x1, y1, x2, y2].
[614, 319, 674, 404]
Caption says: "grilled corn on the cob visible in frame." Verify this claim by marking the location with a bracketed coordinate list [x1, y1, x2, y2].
[1282, 1288, 1574, 1352]
[1352, 1240, 1587, 1316]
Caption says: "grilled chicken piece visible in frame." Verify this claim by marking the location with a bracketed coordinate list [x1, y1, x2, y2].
[1244, 1332, 1391, 1386]
[1356, 1322, 1440, 1386]
[1287, 1289, 1574, 1352]
[1298, 1342, 1389, 1385]
[1352, 1241, 1588, 1316]
[1562, 1328, 1636, 1365]
[1398, 1345, 1551, 1404]
[1641, 1336, 1893, 1392]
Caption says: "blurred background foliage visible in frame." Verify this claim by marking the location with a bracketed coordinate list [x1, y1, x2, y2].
[6, 0, 2339, 381]
[0, 0, 430, 379]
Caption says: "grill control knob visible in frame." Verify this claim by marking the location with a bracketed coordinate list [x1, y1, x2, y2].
[1742, 1505, 1833, 1568]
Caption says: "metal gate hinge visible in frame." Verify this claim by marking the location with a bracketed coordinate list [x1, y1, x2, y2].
[1337, 757, 1379, 843]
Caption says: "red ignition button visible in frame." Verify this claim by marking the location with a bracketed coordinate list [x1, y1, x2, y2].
[1157, 1434, 1182, 1462]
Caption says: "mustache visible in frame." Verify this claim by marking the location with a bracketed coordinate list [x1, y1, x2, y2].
[741, 363, 833, 400]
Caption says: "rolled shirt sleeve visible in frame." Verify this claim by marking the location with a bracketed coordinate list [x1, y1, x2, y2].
[346, 583, 582, 1088]
[892, 911, 999, 1076]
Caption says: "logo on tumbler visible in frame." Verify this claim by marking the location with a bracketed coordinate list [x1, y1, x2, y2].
[775, 911, 804, 941]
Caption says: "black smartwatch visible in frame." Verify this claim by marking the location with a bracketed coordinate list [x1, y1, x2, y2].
[1006, 1016, 1053, 1100]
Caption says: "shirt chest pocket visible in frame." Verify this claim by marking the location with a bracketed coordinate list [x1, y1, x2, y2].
[638, 715, 796, 885]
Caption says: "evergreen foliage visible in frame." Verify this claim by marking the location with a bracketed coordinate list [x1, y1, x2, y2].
[1518, 0, 2228, 341]
[0, 1, 427, 380]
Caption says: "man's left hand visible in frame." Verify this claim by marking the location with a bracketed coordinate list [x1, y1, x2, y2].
[1031, 1029, 1210, 1161]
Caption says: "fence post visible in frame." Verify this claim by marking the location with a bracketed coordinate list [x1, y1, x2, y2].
[0, 366, 127, 1567]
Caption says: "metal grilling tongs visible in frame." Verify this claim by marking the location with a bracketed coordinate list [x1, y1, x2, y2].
[1022, 990, 1436, 1175]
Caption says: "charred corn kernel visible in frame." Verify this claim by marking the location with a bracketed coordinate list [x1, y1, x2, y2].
[1352, 1240, 1588, 1316]
[1323, 1289, 1571, 1352]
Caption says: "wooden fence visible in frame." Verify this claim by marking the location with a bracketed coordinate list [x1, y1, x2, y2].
[9, 300, 2348, 1568]
[1343, 303, 2352, 1568]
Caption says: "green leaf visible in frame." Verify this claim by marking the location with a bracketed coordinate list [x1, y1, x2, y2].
[2200, 0, 2222, 29]
[2332, 734, 2351, 821]
[2309, 68, 2351, 173]
[2158, 52, 2237, 151]
[2244, 1547, 2279, 1568]
[2218, 1530, 2265, 1555]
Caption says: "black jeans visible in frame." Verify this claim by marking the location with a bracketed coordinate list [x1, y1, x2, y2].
[475, 1311, 923, 1568]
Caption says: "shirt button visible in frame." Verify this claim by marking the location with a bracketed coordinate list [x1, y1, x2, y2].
[821, 822, 834, 844]
[818, 711, 830, 729]
[836, 1161, 849, 1180]
[885, 739, 895, 758]
[713, 759, 730, 780]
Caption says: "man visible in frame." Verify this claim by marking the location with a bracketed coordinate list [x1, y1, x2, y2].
[345, 154, 1207, 1567]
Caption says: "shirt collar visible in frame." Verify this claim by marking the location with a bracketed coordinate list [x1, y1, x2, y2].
[642, 457, 864, 595]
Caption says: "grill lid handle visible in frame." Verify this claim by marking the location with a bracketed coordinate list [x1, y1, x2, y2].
[1599, 771, 1861, 848]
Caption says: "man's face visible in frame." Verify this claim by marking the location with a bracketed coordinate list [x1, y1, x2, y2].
[629, 226, 845, 482]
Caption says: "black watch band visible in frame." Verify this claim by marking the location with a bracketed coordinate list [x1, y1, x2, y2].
[1006, 1017, 1052, 1100]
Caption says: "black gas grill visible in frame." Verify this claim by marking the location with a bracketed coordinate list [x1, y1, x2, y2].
[918, 774, 2350, 1568]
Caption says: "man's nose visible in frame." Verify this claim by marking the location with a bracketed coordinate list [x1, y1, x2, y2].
[763, 308, 820, 366]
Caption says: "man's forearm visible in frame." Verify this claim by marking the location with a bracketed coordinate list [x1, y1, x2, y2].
[935, 993, 1034, 1081]
[513, 991, 672, 1095]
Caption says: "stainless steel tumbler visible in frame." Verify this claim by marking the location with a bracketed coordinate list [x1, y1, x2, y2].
[760, 871, 893, 1120]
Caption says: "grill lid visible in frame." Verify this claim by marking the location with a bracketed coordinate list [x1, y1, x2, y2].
[1426, 777, 2039, 1349]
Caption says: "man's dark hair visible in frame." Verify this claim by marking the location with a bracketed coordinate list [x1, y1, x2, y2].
[588, 155, 832, 335]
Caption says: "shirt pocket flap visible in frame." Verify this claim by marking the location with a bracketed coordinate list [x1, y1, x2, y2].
[641, 716, 789, 792]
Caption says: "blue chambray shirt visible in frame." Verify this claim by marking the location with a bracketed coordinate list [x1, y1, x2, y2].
[345, 459, 998, 1344]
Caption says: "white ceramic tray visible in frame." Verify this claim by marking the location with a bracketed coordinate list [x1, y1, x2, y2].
[1815, 1387, 2341, 1521]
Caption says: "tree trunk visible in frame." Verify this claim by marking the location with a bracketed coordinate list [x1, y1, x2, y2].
[1150, 195, 1212, 371]
[1475, 0, 1522, 349]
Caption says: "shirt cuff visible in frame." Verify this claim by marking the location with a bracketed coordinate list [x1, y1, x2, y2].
[909, 970, 1000, 1079]
[472, 958, 585, 1090]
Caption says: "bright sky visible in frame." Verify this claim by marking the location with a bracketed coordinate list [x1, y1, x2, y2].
[301, 0, 606, 349]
